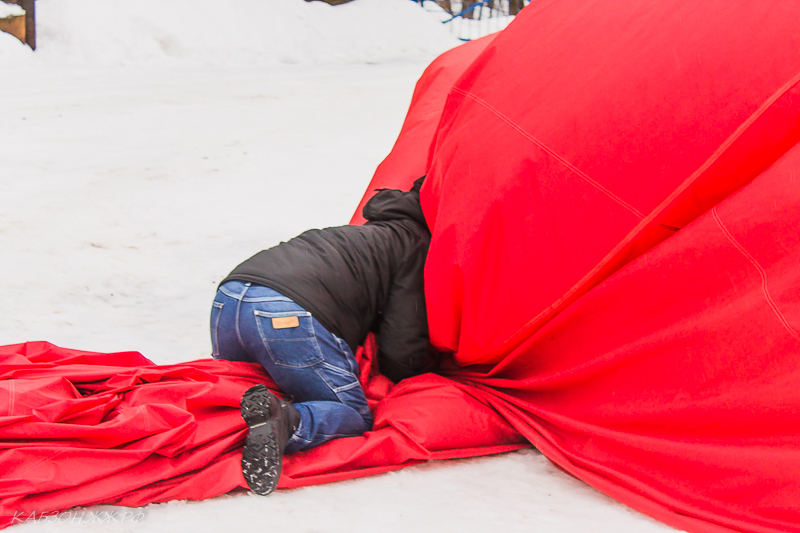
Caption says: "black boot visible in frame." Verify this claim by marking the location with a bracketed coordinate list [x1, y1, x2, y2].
[240, 384, 300, 495]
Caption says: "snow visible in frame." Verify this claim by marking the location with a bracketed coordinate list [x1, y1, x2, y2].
[0, 1, 24, 18]
[1, 0, 457, 66]
[420, 1, 515, 41]
[1, 1, 678, 532]
[13, 451, 674, 533]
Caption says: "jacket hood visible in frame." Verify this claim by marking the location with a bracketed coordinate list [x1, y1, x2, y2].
[362, 176, 428, 228]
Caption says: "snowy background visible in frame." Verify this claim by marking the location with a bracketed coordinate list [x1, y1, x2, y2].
[0, 2, 23, 18]
[2, 0, 676, 531]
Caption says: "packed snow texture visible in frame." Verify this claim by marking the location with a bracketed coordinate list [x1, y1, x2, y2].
[422, 1, 515, 42]
[1, 1, 678, 532]
[0, 0, 459, 66]
[14, 451, 674, 533]
[0, 1, 25, 18]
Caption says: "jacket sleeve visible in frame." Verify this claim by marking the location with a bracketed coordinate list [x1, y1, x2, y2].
[376, 224, 434, 383]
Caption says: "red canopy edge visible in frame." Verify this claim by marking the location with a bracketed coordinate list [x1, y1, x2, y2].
[3, 2, 800, 531]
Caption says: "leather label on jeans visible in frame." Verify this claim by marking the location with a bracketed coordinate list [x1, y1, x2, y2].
[272, 316, 300, 330]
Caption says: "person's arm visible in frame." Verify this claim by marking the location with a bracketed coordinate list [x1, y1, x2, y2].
[376, 226, 435, 383]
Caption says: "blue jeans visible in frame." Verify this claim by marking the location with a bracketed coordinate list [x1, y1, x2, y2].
[211, 281, 372, 453]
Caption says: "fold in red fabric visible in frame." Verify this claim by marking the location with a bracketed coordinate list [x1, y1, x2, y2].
[3, 1, 800, 532]
[0, 339, 525, 530]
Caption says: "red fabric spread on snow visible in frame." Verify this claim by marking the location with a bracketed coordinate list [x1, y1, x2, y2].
[0, 339, 524, 529]
[3, 2, 800, 532]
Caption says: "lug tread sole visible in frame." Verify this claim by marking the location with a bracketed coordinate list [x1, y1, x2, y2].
[240, 384, 282, 496]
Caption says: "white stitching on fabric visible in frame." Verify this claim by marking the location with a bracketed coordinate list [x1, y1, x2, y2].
[457, 71, 800, 367]
[211, 301, 223, 357]
[331, 380, 361, 394]
[451, 86, 645, 220]
[712, 207, 800, 340]
[241, 296, 293, 303]
[319, 361, 353, 376]
[253, 313, 323, 367]
[253, 310, 311, 318]
[219, 285, 248, 299]
[312, 366, 362, 397]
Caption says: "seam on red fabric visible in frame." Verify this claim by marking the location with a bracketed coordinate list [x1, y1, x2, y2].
[675, 71, 800, 207]
[480, 71, 800, 365]
[8, 380, 14, 416]
[712, 207, 800, 341]
[451, 86, 645, 220]
[140, 404, 149, 432]
[14, 449, 68, 479]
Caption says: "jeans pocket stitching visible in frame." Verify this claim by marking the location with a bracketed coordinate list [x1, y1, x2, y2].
[210, 301, 224, 358]
[331, 380, 361, 394]
[253, 310, 312, 320]
[313, 366, 363, 397]
[319, 361, 354, 377]
[330, 336, 358, 375]
[243, 296, 294, 303]
[254, 314, 324, 368]
[219, 285, 246, 299]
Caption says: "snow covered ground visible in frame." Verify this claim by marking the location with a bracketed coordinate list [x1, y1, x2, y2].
[0, 2, 24, 18]
[2, 1, 677, 531]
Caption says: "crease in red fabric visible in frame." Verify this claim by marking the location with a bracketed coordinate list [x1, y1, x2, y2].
[0, 339, 525, 530]
[450, 86, 647, 220]
[3, 2, 800, 532]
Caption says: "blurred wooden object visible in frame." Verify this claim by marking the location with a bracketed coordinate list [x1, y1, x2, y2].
[2, 0, 34, 49]
[0, 12, 25, 44]
[508, 0, 524, 14]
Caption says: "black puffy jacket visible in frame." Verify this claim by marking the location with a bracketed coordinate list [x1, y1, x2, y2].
[221, 177, 431, 382]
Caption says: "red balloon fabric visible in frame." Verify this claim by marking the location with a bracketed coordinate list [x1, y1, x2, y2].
[4, 2, 800, 532]
[0, 339, 525, 530]
[363, 0, 800, 531]
[421, 0, 800, 366]
[349, 33, 496, 225]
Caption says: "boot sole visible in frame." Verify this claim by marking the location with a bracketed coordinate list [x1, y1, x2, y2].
[241, 385, 282, 495]
[240, 384, 274, 426]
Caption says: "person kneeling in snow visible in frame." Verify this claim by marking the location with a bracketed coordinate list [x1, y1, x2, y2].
[211, 176, 433, 495]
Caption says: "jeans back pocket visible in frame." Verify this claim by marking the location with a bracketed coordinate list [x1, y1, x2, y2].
[254, 310, 325, 368]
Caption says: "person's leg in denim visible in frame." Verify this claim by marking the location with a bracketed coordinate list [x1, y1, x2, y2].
[211, 280, 372, 452]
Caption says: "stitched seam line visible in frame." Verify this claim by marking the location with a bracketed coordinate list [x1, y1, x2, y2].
[211, 302, 223, 357]
[476, 70, 800, 366]
[451, 86, 645, 219]
[13, 449, 67, 480]
[675, 70, 800, 208]
[242, 296, 293, 303]
[331, 381, 361, 393]
[712, 207, 799, 340]
[234, 285, 247, 352]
